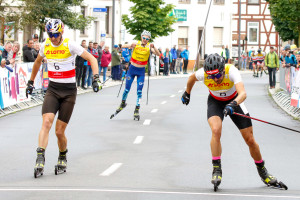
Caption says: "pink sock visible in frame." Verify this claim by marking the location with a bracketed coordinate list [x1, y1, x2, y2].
[255, 159, 263, 164]
[212, 156, 221, 160]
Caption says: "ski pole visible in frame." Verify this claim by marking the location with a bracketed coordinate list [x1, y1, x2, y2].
[5, 65, 13, 72]
[117, 69, 127, 98]
[146, 59, 150, 105]
[233, 112, 300, 133]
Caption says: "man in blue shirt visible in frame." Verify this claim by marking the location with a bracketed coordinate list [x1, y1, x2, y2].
[170, 45, 177, 74]
[181, 46, 189, 74]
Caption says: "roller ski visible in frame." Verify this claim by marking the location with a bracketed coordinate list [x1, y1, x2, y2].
[256, 161, 288, 190]
[133, 105, 140, 121]
[110, 100, 127, 119]
[55, 149, 68, 175]
[211, 159, 222, 192]
[34, 147, 45, 178]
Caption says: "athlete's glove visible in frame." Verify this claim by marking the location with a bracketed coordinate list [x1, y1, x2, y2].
[92, 74, 101, 93]
[26, 80, 34, 98]
[223, 100, 238, 117]
[181, 91, 190, 105]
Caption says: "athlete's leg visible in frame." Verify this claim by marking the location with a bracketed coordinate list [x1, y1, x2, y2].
[122, 73, 135, 101]
[208, 116, 223, 157]
[136, 74, 145, 106]
[240, 126, 262, 161]
[38, 113, 56, 148]
[55, 119, 68, 151]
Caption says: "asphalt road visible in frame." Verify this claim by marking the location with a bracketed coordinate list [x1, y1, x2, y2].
[0, 73, 300, 200]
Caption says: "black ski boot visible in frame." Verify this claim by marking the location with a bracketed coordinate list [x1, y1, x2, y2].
[55, 149, 68, 175]
[34, 147, 45, 178]
[134, 105, 140, 121]
[211, 159, 222, 192]
[110, 100, 127, 119]
[256, 161, 288, 190]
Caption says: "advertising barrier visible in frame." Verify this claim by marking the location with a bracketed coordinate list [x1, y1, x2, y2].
[0, 62, 48, 109]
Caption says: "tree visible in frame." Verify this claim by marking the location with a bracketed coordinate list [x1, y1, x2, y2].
[121, 0, 176, 41]
[266, 0, 300, 46]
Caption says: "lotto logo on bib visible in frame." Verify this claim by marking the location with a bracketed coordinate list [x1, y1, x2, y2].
[207, 83, 230, 88]
[46, 50, 66, 55]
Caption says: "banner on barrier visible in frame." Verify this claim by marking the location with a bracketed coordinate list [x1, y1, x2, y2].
[291, 68, 300, 108]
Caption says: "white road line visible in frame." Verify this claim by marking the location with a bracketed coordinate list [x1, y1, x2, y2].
[143, 119, 151, 125]
[161, 101, 167, 104]
[178, 90, 183, 93]
[0, 188, 298, 199]
[151, 109, 158, 113]
[170, 95, 175, 98]
[100, 163, 123, 176]
[133, 136, 144, 144]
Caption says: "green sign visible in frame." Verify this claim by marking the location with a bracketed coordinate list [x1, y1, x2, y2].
[170, 9, 187, 21]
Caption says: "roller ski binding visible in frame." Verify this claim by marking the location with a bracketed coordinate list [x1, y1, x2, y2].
[133, 106, 140, 121]
[110, 100, 127, 119]
[34, 147, 45, 178]
[256, 161, 288, 190]
[55, 149, 68, 175]
[211, 159, 222, 192]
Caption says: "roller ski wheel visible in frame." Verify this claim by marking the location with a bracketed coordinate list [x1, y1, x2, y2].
[110, 101, 127, 119]
[133, 106, 140, 121]
[34, 147, 45, 178]
[211, 159, 222, 192]
[55, 149, 67, 175]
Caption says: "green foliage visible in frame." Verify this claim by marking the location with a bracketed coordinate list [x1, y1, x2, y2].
[122, 0, 176, 41]
[266, 0, 300, 45]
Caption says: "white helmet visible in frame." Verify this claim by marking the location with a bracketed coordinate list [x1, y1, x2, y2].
[141, 30, 151, 38]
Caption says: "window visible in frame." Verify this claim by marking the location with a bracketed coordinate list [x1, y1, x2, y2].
[248, 22, 259, 44]
[105, 6, 111, 35]
[213, 27, 223, 47]
[178, 26, 189, 49]
[179, 0, 191, 4]
[214, 0, 224, 5]
[80, 6, 86, 35]
[198, 0, 206, 3]
[248, 0, 259, 4]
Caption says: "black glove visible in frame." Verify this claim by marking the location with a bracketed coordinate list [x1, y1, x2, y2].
[181, 91, 190, 105]
[92, 74, 101, 92]
[223, 100, 238, 117]
[26, 80, 34, 98]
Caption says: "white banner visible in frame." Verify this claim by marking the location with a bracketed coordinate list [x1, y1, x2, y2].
[291, 68, 300, 107]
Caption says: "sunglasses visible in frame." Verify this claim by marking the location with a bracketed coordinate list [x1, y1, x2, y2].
[208, 72, 223, 79]
[142, 37, 149, 41]
[48, 32, 61, 38]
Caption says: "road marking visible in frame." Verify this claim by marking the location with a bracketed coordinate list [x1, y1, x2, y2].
[143, 119, 151, 125]
[100, 163, 122, 176]
[133, 136, 144, 144]
[151, 109, 158, 113]
[178, 90, 183, 93]
[0, 188, 298, 199]
[170, 95, 175, 98]
[161, 101, 167, 104]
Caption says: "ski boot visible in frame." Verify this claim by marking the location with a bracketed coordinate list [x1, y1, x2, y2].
[55, 149, 68, 175]
[133, 105, 140, 121]
[110, 100, 127, 119]
[256, 161, 288, 190]
[34, 147, 45, 178]
[211, 159, 222, 192]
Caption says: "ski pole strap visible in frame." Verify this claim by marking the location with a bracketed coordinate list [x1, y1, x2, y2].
[233, 112, 300, 133]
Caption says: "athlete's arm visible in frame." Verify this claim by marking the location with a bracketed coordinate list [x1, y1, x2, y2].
[185, 73, 198, 94]
[234, 82, 247, 105]
[151, 46, 160, 56]
[80, 50, 99, 75]
[29, 54, 44, 81]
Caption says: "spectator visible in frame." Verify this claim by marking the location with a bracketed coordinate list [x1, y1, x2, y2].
[75, 40, 87, 89]
[225, 45, 230, 63]
[284, 46, 297, 67]
[176, 46, 182, 74]
[296, 51, 300, 68]
[158, 47, 164, 75]
[265, 46, 279, 89]
[221, 45, 227, 62]
[181, 46, 189, 74]
[1, 42, 16, 66]
[122, 42, 131, 70]
[32, 33, 39, 43]
[100, 46, 112, 83]
[97, 41, 105, 66]
[23, 39, 35, 62]
[0, 46, 3, 65]
[163, 48, 172, 76]
[32, 42, 40, 60]
[111, 44, 121, 81]
[86, 41, 94, 88]
[241, 49, 248, 70]
[11, 42, 21, 64]
[170, 45, 177, 74]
